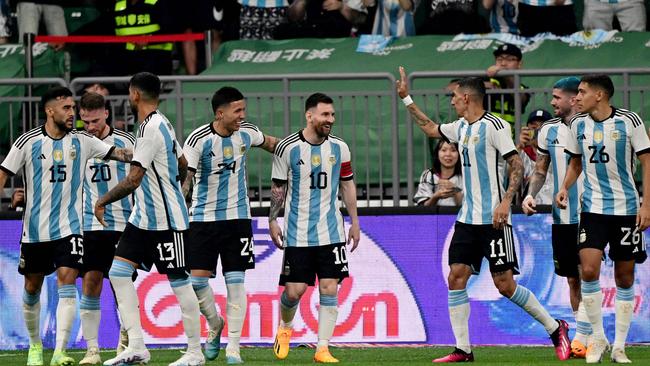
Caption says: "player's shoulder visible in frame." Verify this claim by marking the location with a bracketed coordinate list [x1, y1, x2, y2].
[275, 131, 301, 157]
[71, 129, 96, 140]
[240, 121, 261, 134]
[14, 125, 45, 149]
[568, 112, 589, 127]
[483, 112, 509, 131]
[112, 128, 136, 144]
[614, 108, 643, 128]
[185, 123, 212, 148]
[329, 134, 349, 148]
[539, 117, 562, 132]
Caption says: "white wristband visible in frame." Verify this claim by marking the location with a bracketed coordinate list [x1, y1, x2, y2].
[402, 95, 414, 107]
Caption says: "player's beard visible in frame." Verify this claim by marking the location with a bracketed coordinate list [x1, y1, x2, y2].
[315, 123, 331, 139]
[54, 117, 73, 132]
[130, 102, 138, 117]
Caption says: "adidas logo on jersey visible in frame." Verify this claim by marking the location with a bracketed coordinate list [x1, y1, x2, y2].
[249, 257, 254, 263]
[633, 247, 639, 253]
[495, 259, 504, 265]
[37, 154, 46, 159]
[297, 159, 305, 165]
[167, 263, 174, 269]
[207, 151, 216, 157]
[78, 258, 83, 264]
[341, 265, 348, 272]
[551, 139, 560, 145]
[577, 134, 586, 140]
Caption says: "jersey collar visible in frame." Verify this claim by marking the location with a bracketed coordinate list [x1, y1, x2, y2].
[298, 129, 328, 146]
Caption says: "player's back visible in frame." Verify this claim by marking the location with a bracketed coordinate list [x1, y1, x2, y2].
[130, 111, 189, 231]
[273, 131, 353, 247]
[83, 128, 135, 231]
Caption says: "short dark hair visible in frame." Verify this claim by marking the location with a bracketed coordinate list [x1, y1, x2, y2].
[580, 74, 614, 99]
[211, 86, 244, 113]
[79, 92, 106, 111]
[456, 77, 486, 99]
[41, 86, 73, 113]
[432, 140, 461, 177]
[305, 93, 334, 112]
[129, 72, 161, 100]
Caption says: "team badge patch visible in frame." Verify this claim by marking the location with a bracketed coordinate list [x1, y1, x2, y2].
[69, 146, 77, 160]
[223, 146, 233, 159]
[311, 155, 321, 166]
[611, 131, 620, 141]
[53, 150, 63, 162]
[472, 135, 480, 144]
[329, 155, 336, 165]
[240, 145, 246, 153]
[579, 228, 587, 244]
[593, 130, 604, 143]
[463, 135, 470, 145]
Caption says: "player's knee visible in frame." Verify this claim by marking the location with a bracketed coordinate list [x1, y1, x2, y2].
[447, 270, 469, 290]
[614, 273, 634, 288]
[493, 275, 516, 297]
[580, 265, 599, 281]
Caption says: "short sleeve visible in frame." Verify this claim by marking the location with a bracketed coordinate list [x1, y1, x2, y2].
[564, 122, 581, 156]
[413, 170, 434, 205]
[439, 120, 461, 143]
[174, 139, 183, 159]
[272, 144, 291, 183]
[132, 126, 161, 170]
[83, 133, 114, 160]
[183, 141, 201, 172]
[490, 122, 517, 159]
[339, 142, 353, 181]
[627, 113, 650, 156]
[536, 125, 549, 156]
[0, 143, 26, 176]
[244, 125, 265, 147]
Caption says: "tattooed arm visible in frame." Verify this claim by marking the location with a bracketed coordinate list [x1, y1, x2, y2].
[269, 179, 287, 249]
[182, 170, 196, 199]
[493, 153, 523, 229]
[259, 135, 280, 154]
[522, 154, 550, 215]
[396, 66, 441, 138]
[94, 165, 145, 226]
[108, 148, 133, 163]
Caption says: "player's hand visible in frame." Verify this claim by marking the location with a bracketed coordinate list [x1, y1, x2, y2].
[492, 200, 510, 229]
[637, 204, 650, 231]
[269, 220, 285, 249]
[322, 0, 343, 11]
[521, 194, 537, 215]
[555, 189, 568, 209]
[396, 66, 409, 98]
[94, 203, 108, 228]
[347, 221, 360, 252]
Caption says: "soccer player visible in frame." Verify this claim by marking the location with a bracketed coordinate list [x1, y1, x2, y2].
[0, 86, 131, 366]
[556, 74, 650, 364]
[78, 92, 135, 365]
[94, 72, 204, 366]
[269, 93, 360, 363]
[181, 86, 279, 364]
[521, 77, 593, 358]
[397, 66, 571, 363]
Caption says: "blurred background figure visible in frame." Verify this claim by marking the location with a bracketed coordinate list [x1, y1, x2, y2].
[16, 0, 68, 50]
[370, 0, 416, 37]
[583, 0, 646, 32]
[414, 140, 463, 207]
[482, 0, 518, 34]
[519, 108, 552, 203]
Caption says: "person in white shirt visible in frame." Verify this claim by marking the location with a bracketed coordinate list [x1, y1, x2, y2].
[414, 140, 463, 207]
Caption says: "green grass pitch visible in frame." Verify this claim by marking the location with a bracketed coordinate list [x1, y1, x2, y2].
[1, 346, 650, 365]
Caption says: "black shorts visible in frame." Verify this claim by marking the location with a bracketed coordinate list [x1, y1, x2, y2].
[578, 213, 647, 263]
[115, 223, 189, 276]
[449, 222, 520, 275]
[18, 235, 84, 276]
[187, 219, 255, 275]
[82, 230, 122, 276]
[279, 243, 349, 286]
[551, 224, 580, 278]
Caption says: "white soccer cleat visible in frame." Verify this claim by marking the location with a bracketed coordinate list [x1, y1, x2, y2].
[586, 338, 610, 364]
[103, 347, 150, 365]
[611, 347, 632, 363]
[80, 346, 102, 365]
[116, 329, 129, 355]
[225, 349, 244, 364]
[168, 350, 206, 366]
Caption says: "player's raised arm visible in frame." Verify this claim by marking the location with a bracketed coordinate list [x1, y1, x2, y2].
[397, 66, 441, 138]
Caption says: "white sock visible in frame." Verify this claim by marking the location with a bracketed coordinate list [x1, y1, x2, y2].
[225, 272, 247, 353]
[109, 260, 146, 351]
[448, 289, 471, 353]
[614, 286, 634, 349]
[169, 277, 201, 353]
[80, 295, 101, 349]
[280, 291, 299, 328]
[575, 301, 592, 345]
[22, 290, 41, 345]
[191, 276, 222, 330]
[509, 285, 558, 334]
[55, 284, 77, 352]
[581, 280, 606, 340]
[317, 294, 338, 349]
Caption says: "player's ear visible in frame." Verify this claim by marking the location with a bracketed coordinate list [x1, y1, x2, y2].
[305, 109, 312, 122]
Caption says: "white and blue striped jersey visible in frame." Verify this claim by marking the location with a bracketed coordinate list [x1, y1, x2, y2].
[489, 0, 518, 34]
[183, 122, 265, 222]
[130, 110, 189, 231]
[565, 108, 650, 216]
[238, 0, 288, 8]
[519, 0, 572, 6]
[439, 113, 517, 225]
[83, 128, 135, 232]
[272, 131, 354, 247]
[537, 118, 580, 224]
[371, 0, 416, 37]
[0, 126, 114, 243]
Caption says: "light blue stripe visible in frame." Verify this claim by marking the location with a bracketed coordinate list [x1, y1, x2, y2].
[548, 127, 562, 223]
[97, 162, 112, 230]
[191, 276, 209, 290]
[83, 168, 94, 231]
[194, 139, 213, 221]
[29, 141, 43, 241]
[616, 286, 634, 301]
[448, 289, 469, 307]
[216, 138, 233, 221]
[68, 138, 83, 235]
[225, 271, 245, 284]
[582, 280, 600, 294]
[307, 145, 322, 246]
[109, 260, 135, 277]
[326, 143, 341, 244]
[578, 122, 593, 212]
[58, 284, 77, 298]
[510, 285, 531, 306]
[388, 5, 399, 37]
[141, 175, 157, 230]
[404, 11, 415, 36]
[23, 290, 41, 306]
[238, 133, 251, 219]
[168, 276, 190, 288]
[287, 146, 301, 245]
[577, 320, 593, 335]
[49, 139, 64, 239]
[462, 124, 473, 224]
[80, 295, 101, 310]
[280, 292, 299, 308]
[115, 138, 132, 225]
[159, 124, 189, 230]
[477, 123, 492, 224]
[614, 120, 637, 215]
[319, 294, 337, 307]
[592, 123, 613, 214]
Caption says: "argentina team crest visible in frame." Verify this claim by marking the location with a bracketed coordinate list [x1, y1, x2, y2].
[69, 146, 77, 160]
[329, 155, 336, 165]
[311, 155, 321, 166]
[223, 146, 234, 159]
[611, 130, 620, 141]
[53, 150, 64, 162]
[593, 130, 604, 143]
